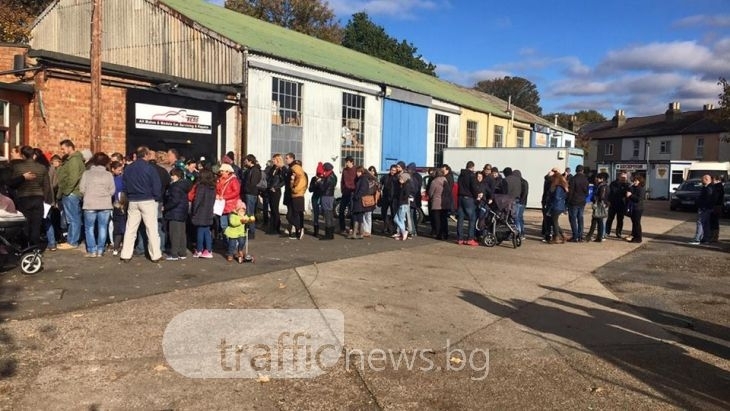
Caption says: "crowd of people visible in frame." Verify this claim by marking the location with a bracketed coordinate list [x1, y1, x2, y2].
[0, 140, 724, 265]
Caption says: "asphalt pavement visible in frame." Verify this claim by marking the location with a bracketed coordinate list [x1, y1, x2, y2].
[0, 203, 728, 410]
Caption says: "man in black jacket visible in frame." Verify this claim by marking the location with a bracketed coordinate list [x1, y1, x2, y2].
[380, 164, 398, 234]
[567, 165, 589, 242]
[241, 154, 262, 239]
[690, 174, 714, 245]
[456, 161, 479, 246]
[605, 172, 629, 238]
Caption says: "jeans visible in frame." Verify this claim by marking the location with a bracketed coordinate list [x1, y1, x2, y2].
[362, 211, 372, 234]
[44, 217, 56, 247]
[568, 205, 585, 240]
[196, 225, 212, 252]
[394, 204, 409, 235]
[83, 210, 111, 254]
[120, 200, 162, 261]
[456, 196, 476, 241]
[514, 202, 525, 237]
[220, 213, 230, 237]
[589, 217, 605, 240]
[227, 236, 247, 256]
[694, 208, 712, 242]
[605, 204, 624, 236]
[245, 194, 258, 236]
[551, 211, 564, 239]
[311, 196, 322, 228]
[338, 191, 352, 231]
[62, 194, 82, 246]
[321, 196, 335, 228]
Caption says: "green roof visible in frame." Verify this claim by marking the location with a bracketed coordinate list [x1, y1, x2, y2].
[161, 0, 508, 118]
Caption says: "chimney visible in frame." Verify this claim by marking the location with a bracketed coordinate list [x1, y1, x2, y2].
[665, 101, 681, 121]
[703, 103, 714, 111]
[569, 115, 582, 132]
[612, 109, 626, 127]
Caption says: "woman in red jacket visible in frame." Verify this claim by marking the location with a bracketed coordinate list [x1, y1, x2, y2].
[216, 163, 241, 237]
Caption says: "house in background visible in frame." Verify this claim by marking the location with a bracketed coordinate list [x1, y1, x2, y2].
[583, 102, 730, 199]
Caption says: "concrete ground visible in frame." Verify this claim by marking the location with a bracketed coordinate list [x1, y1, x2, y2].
[0, 203, 728, 410]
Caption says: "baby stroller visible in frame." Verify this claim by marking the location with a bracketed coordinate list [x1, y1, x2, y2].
[0, 210, 44, 274]
[476, 194, 522, 248]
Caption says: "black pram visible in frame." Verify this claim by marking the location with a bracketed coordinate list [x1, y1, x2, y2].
[0, 210, 44, 274]
[476, 194, 522, 248]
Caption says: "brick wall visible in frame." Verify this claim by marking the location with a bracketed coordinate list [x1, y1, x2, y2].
[0, 44, 29, 82]
[30, 70, 128, 155]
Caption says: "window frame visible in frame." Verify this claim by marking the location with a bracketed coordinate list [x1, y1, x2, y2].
[434, 114, 449, 165]
[632, 139, 640, 158]
[466, 120, 477, 147]
[605, 143, 614, 156]
[696, 137, 704, 159]
[493, 125, 504, 148]
[340, 92, 366, 168]
[660, 140, 671, 154]
[516, 129, 525, 147]
[271, 77, 303, 127]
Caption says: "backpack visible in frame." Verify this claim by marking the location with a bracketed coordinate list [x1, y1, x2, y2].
[256, 168, 268, 191]
[367, 178, 381, 205]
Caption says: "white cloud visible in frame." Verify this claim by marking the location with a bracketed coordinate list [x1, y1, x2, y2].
[673, 14, 730, 28]
[601, 41, 715, 73]
[435, 64, 509, 86]
[328, 0, 445, 19]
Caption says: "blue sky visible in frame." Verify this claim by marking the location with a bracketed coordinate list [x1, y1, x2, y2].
[207, 0, 730, 118]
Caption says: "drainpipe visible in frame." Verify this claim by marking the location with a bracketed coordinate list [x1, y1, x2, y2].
[240, 46, 249, 161]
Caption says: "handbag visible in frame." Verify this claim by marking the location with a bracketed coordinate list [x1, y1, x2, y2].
[624, 201, 634, 217]
[592, 202, 607, 219]
[361, 194, 376, 208]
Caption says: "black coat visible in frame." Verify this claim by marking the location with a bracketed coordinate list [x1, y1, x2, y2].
[163, 180, 189, 222]
[242, 164, 262, 196]
[191, 184, 216, 226]
[568, 173, 589, 206]
[628, 185, 645, 211]
[352, 174, 376, 213]
[457, 169, 478, 198]
[696, 184, 715, 210]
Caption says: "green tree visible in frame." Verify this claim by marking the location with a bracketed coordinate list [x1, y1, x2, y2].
[718, 77, 730, 121]
[224, 0, 343, 44]
[474, 76, 542, 115]
[544, 110, 607, 130]
[0, 0, 54, 43]
[341, 12, 436, 77]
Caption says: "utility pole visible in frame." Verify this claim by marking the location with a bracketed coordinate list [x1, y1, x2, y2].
[90, 0, 102, 153]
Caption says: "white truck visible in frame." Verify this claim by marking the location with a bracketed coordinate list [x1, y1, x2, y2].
[442, 147, 585, 209]
[686, 161, 730, 180]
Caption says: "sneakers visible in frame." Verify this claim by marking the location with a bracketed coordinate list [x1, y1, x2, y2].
[112, 249, 119, 256]
[192, 251, 202, 258]
[456, 240, 465, 245]
[465, 239, 479, 247]
[84, 252, 98, 258]
[688, 240, 701, 245]
[57, 243, 78, 250]
[165, 255, 180, 261]
[200, 250, 214, 259]
[298, 229, 305, 240]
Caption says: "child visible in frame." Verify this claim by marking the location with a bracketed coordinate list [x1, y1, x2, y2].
[191, 169, 216, 258]
[224, 200, 252, 263]
[111, 192, 127, 256]
[164, 168, 189, 260]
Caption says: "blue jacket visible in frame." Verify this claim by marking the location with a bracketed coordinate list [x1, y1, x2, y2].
[163, 180, 190, 222]
[123, 159, 162, 202]
[550, 186, 567, 213]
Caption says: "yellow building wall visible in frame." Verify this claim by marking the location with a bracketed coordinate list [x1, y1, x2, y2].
[459, 108, 512, 148]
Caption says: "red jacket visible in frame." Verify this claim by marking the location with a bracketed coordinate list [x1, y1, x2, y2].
[216, 175, 241, 214]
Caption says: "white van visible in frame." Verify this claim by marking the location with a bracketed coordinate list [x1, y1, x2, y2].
[686, 161, 730, 180]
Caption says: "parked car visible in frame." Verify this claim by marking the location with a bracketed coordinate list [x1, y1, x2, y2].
[723, 184, 730, 216]
[669, 179, 703, 211]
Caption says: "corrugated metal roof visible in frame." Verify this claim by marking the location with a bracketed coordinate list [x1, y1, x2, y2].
[159, 0, 508, 117]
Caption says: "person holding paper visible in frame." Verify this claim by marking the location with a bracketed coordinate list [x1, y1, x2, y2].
[11, 146, 52, 247]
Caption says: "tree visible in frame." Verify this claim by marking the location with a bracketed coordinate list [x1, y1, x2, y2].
[341, 12, 436, 77]
[474, 76, 542, 115]
[0, 0, 54, 43]
[719, 77, 730, 121]
[224, 0, 343, 44]
[543, 110, 607, 130]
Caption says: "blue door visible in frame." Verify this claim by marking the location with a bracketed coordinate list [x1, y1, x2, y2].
[381, 99, 428, 171]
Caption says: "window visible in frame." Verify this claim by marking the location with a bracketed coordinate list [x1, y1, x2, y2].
[660, 140, 671, 154]
[696, 137, 704, 158]
[604, 144, 614, 156]
[516, 129, 525, 147]
[466, 120, 477, 147]
[341, 92, 366, 168]
[434, 114, 449, 165]
[564, 139, 572, 148]
[271, 77, 302, 126]
[0, 100, 23, 148]
[271, 78, 303, 159]
[671, 170, 684, 185]
[632, 140, 640, 158]
[493, 125, 503, 148]
[550, 136, 558, 147]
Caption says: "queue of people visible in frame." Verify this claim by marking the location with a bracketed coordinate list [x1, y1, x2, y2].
[2, 141, 724, 265]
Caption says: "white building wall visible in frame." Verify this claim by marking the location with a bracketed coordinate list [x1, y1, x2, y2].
[647, 135, 683, 162]
[620, 137, 647, 161]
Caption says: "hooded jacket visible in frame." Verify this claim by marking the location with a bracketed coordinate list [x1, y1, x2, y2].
[57, 151, 86, 197]
[290, 161, 307, 198]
